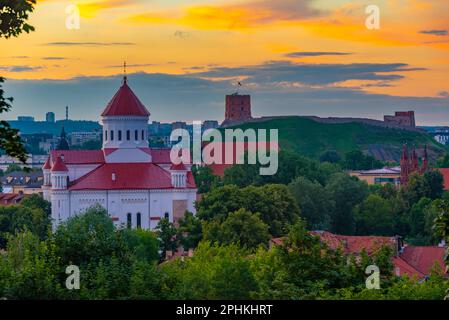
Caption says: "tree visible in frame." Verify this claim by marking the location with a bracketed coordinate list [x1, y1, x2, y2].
[20, 193, 51, 216]
[192, 165, 222, 193]
[325, 173, 369, 235]
[354, 194, 395, 236]
[0, 204, 50, 247]
[160, 242, 258, 299]
[53, 205, 125, 266]
[433, 200, 449, 288]
[120, 228, 159, 263]
[0, 230, 63, 299]
[319, 150, 342, 164]
[288, 176, 334, 230]
[4, 163, 22, 174]
[437, 153, 449, 168]
[423, 170, 444, 200]
[155, 217, 178, 260]
[197, 184, 300, 237]
[203, 209, 270, 249]
[0, 0, 36, 162]
[343, 150, 384, 170]
[177, 211, 202, 250]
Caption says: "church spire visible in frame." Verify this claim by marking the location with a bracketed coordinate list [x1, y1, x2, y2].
[123, 61, 127, 84]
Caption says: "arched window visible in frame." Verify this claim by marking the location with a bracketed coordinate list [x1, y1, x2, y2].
[135, 130, 138, 140]
[111, 130, 114, 141]
[127, 213, 132, 229]
[126, 130, 130, 141]
[118, 130, 122, 141]
[105, 130, 108, 141]
[141, 130, 145, 140]
[136, 213, 141, 229]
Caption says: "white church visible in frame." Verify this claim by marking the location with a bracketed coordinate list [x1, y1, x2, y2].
[42, 76, 197, 230]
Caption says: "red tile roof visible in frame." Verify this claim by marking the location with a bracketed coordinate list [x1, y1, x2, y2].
[0, 193, 25, 206]
[51, 156, 68, 172]
[101, 81, 150, 117]
[51, 150, 105, 165]
[69, 163, 196, 190]
[43, 156, 52, 170]
[203, 141, 279, 177]
[439, 168, 449, 190]
[393, 257, 424, 278]
[399, 246, 446, 276]
[170, 163, 187, 171]
[311, 231, 396, 255]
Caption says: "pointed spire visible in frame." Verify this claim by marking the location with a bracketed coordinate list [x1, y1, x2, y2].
[123, 61, 127, 84]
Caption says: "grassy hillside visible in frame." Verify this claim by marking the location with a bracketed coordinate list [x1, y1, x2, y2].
[227, 117, 447, 162]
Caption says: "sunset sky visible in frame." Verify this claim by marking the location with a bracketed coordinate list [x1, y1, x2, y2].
[1, 0, 448, 124]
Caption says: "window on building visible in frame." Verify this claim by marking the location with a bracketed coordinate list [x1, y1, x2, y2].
[141, 130, 145, 140]
[118, 130, 122, 141]
[136, 213, 141, 229]
[126, 130, 130, 140]
[111, 130, 114, 141]
[105, 130, 108, 141]
[127, 213, 132, 229]
[135, 130, 138, 140]
[164, 212, 169, 219]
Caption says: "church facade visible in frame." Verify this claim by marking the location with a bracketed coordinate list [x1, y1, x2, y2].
[42, 77, 197, 230]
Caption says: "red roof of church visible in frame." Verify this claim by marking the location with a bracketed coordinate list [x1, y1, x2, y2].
[439, 168, 449, 190]
[43, 156, 52, 170]
[51, 150, 105, 164]
[51, 156, 68, 172]
[170, 163, 187, 171]
[101, 80, 150, 117]
[69, 163, 196, 190]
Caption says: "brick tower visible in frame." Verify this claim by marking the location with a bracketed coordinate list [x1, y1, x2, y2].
[222, 93, 252, 126]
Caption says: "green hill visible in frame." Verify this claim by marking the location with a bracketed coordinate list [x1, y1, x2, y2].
[227, 117, 447, 162]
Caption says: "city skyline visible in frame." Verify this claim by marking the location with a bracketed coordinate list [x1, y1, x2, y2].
[1, 0, 448, 124]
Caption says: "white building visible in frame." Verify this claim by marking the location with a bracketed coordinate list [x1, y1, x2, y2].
[42, 76, 197, 230]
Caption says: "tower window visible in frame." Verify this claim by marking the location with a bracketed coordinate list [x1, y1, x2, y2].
[118, 130, 122, 141]
[111, 130, 114, 141]
[127, 213, 132, 229]
[135, 130, 138, 140]
[126, 130, 130, 140]
[105, 130, 108, 141]
[136, 213, 141, 229]
[164, 212, 169, 219]
[141, 130, 144, 140]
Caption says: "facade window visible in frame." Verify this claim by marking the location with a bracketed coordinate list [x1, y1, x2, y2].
[164, 212, 169, 219]
[118, 130, 122, 141]
[105, 130, 108, 141]
[111, 130, 114, 141]
[141, 130, 145, 140]
[127, 213, 132, 229]
[135, 130, 138, 140]
[136, 213, 141, 228]
[126, 130, 130, 140]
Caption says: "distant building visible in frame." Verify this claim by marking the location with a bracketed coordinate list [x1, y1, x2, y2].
[0, 154, 47, 171]
[349, 167, 401, 186]
[0, 193, 27, 206]
[46, 112, 55, 123]
[222, 93, 252, 126]
[439, 168, 449, 190]
[0, 171, 43, 194]
[56, 126, 70, 150]
[271, 231, 448, 279]
[384, 111, 416, 127]
[17, 116, 35, 122]
[70, 131, 101, 146]
[434, 127, 449, 146]
[400, 144, 428, 185]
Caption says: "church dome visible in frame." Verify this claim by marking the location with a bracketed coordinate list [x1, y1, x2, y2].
[101, 78, 150, 117]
